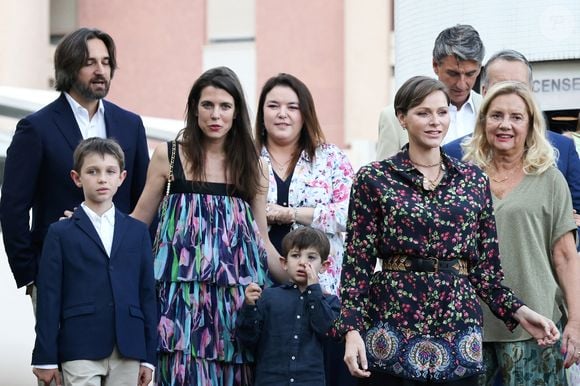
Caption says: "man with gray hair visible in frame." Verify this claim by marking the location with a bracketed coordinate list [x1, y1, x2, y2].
[444, 49, 580, 248]
[376, 24, 484, 159]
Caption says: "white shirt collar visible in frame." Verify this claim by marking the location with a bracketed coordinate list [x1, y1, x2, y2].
[443, 91, 478, 144]
[64, 92, 107, 139]
[449, 91, 475, 113]
[80, 202, 115, 225]
[64, 92, 105, 116]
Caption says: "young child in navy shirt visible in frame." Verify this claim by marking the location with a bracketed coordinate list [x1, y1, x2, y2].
[236, 227, 340, 386]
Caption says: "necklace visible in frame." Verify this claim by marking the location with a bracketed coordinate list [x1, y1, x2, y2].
[410, 158, 442, 168]
[424, 164, 443, 190]
[490, 175, 509, 183]
[269, 152, 292, 175]
[488, 163, 521, 183]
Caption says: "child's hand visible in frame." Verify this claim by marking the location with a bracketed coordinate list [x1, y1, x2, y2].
[33, 368, 62, 386]
[244, 283, 262, 305]
[138, 365, 153, 386]
[305, 262, 319, 287]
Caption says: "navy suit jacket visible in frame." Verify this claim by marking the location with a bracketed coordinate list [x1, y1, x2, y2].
[0, 93, 150, 288]
[32, 207, 157, 365]
[443, 131, 580, 213]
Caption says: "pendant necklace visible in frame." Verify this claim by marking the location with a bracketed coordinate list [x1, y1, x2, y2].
[424, 164, 443, 190]
[270, 153, 291, 175]
[489, 163, 520, 183]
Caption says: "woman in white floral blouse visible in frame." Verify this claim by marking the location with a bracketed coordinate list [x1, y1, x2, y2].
[254, 72, 356, 386]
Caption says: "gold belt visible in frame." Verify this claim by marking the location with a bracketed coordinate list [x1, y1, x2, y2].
[381, 255, 468, 276]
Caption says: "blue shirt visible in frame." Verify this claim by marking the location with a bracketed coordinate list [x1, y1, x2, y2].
[236, 283, 340, 386]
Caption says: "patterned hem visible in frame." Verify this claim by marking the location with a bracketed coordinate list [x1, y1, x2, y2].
[156, 353, 254, 386]
[365, 321, 484, 381]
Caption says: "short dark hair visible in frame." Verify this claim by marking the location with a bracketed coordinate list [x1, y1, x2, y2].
[255, 73, 326, 162]
[432, 24, 485, 65]
[73, 137, 125, 172]
[54, 27, 117, 92]
[281, 227, 330, 262]
[394, 76, 449, 116]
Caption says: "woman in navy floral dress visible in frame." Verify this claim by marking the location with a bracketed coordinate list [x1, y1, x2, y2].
[336, 76, 559, 385]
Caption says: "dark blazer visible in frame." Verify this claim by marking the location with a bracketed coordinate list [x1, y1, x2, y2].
[0, 93, 150, 288]
[32, 207, 157, 365]
[443, 131, 580, 212]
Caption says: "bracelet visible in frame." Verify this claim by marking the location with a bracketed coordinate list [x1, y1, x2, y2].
[292, 207, 298, 225]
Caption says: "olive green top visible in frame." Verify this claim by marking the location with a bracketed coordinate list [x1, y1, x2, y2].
[482, 167, 576, 342]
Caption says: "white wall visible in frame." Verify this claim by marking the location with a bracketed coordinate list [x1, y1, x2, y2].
[0, 0, 51, 89]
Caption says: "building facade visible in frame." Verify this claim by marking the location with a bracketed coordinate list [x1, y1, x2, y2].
[0, 0, 395, 168]
[394, 0, 580, 132]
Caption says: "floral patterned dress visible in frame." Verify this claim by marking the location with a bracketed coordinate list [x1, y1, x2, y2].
[335, 147, 524, 382]
[153, 143, 269, 385]
[261, 143, 354, 296]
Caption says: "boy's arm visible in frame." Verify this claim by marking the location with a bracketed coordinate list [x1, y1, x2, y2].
[139, 227, 158, 366]
[235, 294, 266, 352]
[32, 368, 62, 386]
[304, 284, 341, 337]
[32, 227, 64, 366]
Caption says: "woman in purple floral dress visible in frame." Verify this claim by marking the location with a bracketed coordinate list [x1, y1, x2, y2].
[336, 76, 559, 385]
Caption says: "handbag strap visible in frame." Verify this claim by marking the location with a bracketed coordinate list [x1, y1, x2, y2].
[165, 140, 176, 196]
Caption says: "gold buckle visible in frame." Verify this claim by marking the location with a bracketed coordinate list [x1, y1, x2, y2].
[452, 260, 468, 275]
[382, 256, 407, 272]
[427, 256, 439, 272]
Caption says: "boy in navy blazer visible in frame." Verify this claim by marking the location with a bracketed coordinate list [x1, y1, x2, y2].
[32, 138, 156, 386]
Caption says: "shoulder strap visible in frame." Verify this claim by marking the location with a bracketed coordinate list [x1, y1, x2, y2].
[165, 140, 176, 196]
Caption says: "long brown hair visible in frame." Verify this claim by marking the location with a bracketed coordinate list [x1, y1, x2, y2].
[254, 73, 325, 164]
[179, 66, 261, 202]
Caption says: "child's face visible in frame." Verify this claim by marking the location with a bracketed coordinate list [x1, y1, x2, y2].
[280, 247, 329, 290]
[71, 153, 126, 208]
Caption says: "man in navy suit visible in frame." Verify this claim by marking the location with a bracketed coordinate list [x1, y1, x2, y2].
[443, 49, 580, 233]
[0, 28, 150, 292]
[32, 138, 156, 386]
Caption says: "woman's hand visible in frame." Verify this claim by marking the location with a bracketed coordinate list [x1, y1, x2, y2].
[265, 203, 294, 225]
[513, 305, 560, 346]
[344, 330, 371, 378]
[562, 319, 580, 368]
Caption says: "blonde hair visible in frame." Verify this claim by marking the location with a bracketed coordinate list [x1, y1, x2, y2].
[463, 81, 555, 175]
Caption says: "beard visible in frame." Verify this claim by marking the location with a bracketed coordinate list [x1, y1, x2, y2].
[71, 75, 110, 100]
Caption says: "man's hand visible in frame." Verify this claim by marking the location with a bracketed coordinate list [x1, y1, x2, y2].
[60, 209, 74, 221]
[33, 368, 62, 386]
[244, 283, 262, 306]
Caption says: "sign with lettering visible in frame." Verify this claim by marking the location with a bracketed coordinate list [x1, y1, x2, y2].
[532, 61, 580, 110]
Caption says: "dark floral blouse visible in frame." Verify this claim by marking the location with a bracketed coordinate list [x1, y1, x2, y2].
[335, 147, 523, 382]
